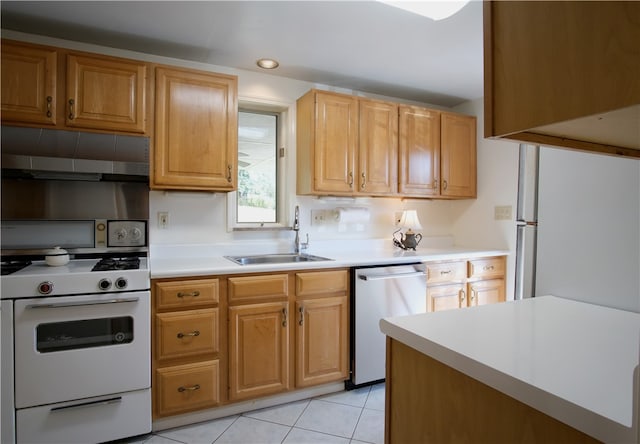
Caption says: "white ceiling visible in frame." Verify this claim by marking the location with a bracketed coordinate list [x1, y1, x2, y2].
[0, 1, 484, 107]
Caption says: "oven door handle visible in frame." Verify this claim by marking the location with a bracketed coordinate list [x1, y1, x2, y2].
[357, 271, 426, 281]
[26, 297, 140, 309]
[51, 396, 122, 412]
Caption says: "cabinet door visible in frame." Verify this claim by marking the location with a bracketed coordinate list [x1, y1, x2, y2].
[427, 283, 466, 312]
[1, 41, 57, 125]
[313, 91, 358, 194]
[468, 279, 505, 307]
[66, 54, 147, 133]
[228, 301, 290, 401]
[399, 106, 440, 196]
[295, 296, 349, 387]
[358, 99, 398, 195]
[154, 66, 238, 190]
[441, 113, 477, 198]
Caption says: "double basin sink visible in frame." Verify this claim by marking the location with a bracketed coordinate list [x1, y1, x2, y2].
[224, 253, 333, 266]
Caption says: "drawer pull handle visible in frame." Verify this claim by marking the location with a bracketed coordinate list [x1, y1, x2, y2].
[282, 307, 288, 327]
[470, 289, 476, 302]
[177, 291, 200, 298]
[177, 330, 200, 339]
[483, 265, 495, 271]
[443, 179, 448, 190]
[178, 384, 200, 392]
[348, 171, 354, 188]
[227, 164, 233, 183]
[68, 98, 75, 120]
[460, 290, 466, 303]
[299, 306, 304, 326]
[440, 270, 452, 275]
[361, 172, 366, 190]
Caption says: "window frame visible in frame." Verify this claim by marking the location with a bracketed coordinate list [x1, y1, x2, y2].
[227, 100, 291, 231]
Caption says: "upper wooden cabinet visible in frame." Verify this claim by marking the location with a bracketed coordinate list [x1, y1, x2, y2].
[1, 39, 148, 134]
[1, 41, 57, 125]
[65, 54, 147, 133]
[484, 1, 640, 157]
[298, 89, 475, 199]
[297, 89, 398, 196]
[153, 66, 238, 191]
[399, 106, 476, 198]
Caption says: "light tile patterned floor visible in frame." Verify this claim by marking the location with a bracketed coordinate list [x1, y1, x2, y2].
[127, 383, 385, 444]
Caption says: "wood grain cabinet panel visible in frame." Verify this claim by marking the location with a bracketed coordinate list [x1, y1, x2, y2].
[440, 112, 477, 198]
[295, 296, 349, 387]
[155, 278, 219, 310]
[468, 256, 506, 280]
[155, 360, 220, 416]
[228, 301, 291, 401]
[468, 279, 506, 308]
[426, 261, 467, 284]
[155, 308, 219, 361]
[228, 274, 289, 304]
[66, 54, 147, 133]
[398, 106, 440, 196]
[1, 40, 57, 125]
[295, 270, 348, 298]
[153, 66, 238, 190]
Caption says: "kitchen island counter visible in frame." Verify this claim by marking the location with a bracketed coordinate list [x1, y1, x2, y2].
[380, 295, 640, 443]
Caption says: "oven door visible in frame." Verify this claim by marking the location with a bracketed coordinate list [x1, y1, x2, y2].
[13, 291, 150, 409]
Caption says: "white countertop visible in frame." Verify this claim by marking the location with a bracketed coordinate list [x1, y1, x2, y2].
[149, 239, 508, 278]
[380, 296, 640, 443]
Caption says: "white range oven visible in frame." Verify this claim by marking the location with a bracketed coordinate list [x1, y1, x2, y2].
[1, 221, 151, 444]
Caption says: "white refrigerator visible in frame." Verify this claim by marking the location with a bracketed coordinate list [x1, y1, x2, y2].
[515, 144, 640, 313]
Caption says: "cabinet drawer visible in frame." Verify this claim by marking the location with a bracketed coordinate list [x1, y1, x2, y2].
[228, 274, 289, 304]
[155, 308, 218, 361]
[155, 360, 219, 417]
[155, 279, 219, 310]
[296, 270, 348, 298]
[468, 256, 506, 280]
[426, 261, 466, 284]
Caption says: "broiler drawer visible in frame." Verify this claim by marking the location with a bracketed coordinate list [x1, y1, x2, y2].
[155, 308, 218, 361]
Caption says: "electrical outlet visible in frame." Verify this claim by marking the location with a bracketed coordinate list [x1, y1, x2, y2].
[494, 205, 512, 220]
[158, 211, 169, 229]
[395, 212, 403, 225]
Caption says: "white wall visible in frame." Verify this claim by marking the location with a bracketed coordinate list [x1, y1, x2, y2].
[451, 99, 520, 300]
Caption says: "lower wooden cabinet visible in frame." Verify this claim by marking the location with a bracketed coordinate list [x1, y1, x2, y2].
[228, 301, 291, 401]
[152, 278, 223, 418]
[227, 269, 350, 402]
[427, 256, 506, 312]
[295, 295, 349, 387]
[155, 360, 220, 417]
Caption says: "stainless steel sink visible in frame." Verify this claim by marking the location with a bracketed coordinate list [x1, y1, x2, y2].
[224, 253, 333, 266]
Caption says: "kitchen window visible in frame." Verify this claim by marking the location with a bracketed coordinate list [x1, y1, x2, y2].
[227, 106, 288, 230]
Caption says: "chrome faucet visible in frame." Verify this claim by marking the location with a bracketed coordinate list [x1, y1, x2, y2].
[293, 206, 300, 253]
[293, 206, 309, 253]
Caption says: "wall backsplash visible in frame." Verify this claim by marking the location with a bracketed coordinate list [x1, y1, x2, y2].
[149, 190, 456, 246]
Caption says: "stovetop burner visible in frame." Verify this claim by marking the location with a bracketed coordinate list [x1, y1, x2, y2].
[1, 260, 32, 276]
[91, 257, 141, 272]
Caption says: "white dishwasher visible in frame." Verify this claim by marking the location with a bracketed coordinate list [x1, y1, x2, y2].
[350, 263, 427, 387]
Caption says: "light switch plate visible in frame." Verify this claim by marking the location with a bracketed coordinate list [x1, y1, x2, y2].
[494, 205, 512, 220]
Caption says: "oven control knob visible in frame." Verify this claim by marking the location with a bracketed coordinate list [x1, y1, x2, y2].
[130, 227, 142, 241]
[98, 278, 112, 291]
[115, 277, 128, 290]
[116, 228, 127, 240]
[38, 281, 54, 295]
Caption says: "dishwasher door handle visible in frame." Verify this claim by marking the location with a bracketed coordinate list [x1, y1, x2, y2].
[357, 271, 426, 281]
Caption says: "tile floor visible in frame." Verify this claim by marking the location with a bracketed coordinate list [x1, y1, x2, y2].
[127, 383, 385, 444]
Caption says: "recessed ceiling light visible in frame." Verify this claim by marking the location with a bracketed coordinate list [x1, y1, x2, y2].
[257, 58, 279, 69]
